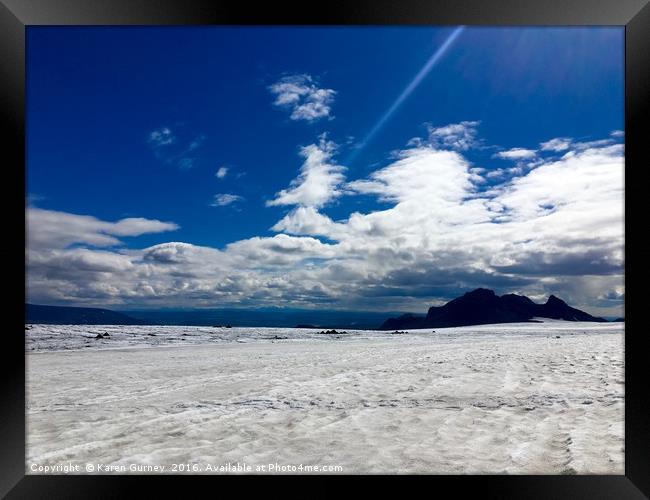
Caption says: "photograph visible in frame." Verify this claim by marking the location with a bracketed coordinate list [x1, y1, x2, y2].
[24, 25, 625, 476]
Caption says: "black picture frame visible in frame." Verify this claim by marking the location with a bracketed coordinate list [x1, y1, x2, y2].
[2, 0, 648, 497]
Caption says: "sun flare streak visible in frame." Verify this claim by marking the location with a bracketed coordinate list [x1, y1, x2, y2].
[348, 26, 466, 163]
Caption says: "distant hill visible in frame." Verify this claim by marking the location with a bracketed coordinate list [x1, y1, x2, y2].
[26, 292, 611, 330]
[26, 304, 147, 325]
[118, 308, 396, 329]
[381, 288, 608, 330]
[26, 304, 398, 329]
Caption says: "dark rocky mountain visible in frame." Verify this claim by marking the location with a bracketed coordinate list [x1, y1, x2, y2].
[26, 304, 147, 325]
[381, 288, 607, 330]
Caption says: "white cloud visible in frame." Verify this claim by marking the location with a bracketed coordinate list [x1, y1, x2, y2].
[26, 208, 179, 250]
[494, 147, 537, 160]
[215, 166, 228, 179]
[226, 234, 338, 265]
[211, 194, 244, 207]
[271, 206, 345, 240]
[109, 218, 179, 237]
[347, 147, 474, 204]
[538, 134, 622, 155]
[572, 138, 616, 151]
[27, 126, 624, 315]
[266, 135, 346, 208]
[486, 168, 506, 179]
[426, 121, 480, 151]
[539, 137, 572, 152]
[269, 74, 336, 122]
[495, 144, 624, 221]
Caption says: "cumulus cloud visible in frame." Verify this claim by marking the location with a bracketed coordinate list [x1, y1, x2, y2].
[269, 74, 336, 122]
[347, 147, 474, 204]
[26, 209, 182, 305]
[211, 194, 244, 207]
[266, 135, 346, 208]
[226, 234, 338, 267]
[278, 132, 622, 311]
[215, 166, 228, 179]
[271, 206, 344, 240]
[27, 126, 624, 315]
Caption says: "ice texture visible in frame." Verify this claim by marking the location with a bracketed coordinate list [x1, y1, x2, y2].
[26, 321, 624, 474]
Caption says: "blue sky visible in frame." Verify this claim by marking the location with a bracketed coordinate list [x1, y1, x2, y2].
[26, 27, 625, 314]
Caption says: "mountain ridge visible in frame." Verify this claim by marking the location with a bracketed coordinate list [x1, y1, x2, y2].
[25, 304, 399, 329]
[26, 304, 147, 325]
[26, 290, 611, 329]
[381, 288, 607, 330]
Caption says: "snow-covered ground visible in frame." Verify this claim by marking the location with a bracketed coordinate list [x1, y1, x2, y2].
[26, 321, 624, 474]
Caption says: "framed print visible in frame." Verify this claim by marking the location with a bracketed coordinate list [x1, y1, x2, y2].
[2, 0, 649, 497]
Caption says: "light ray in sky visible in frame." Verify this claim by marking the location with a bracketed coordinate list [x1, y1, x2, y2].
[347, 26, 466, 164]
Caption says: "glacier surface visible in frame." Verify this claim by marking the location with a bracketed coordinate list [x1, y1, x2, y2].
[26, 321, 624, 474]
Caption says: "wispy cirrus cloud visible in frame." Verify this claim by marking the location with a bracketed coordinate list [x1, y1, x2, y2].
[26, 193, 46, 206]
[211, 193, 244, 207]
[148, 126, 205, 169]
[269, 74, 336, 122]
[148, 127, 175, 147]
